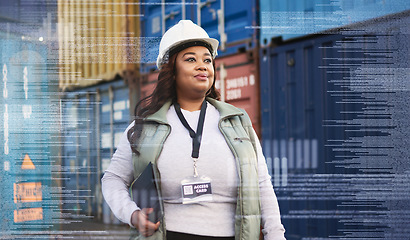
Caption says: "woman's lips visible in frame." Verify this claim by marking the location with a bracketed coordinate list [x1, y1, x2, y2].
[194, 73, 208, 81]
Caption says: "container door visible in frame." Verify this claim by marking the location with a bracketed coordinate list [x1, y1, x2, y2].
[0, 39, 56, 235]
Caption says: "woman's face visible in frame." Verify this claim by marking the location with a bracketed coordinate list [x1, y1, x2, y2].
[174, 46, 214, 100]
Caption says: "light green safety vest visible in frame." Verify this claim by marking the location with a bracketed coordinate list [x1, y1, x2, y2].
[130, 98, 261, 240]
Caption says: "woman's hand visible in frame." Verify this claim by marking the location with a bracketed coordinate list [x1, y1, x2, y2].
[131, 208, 160, 237]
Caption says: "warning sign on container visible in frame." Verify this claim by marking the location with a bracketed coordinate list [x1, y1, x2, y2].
[14, 182, 42, 203]
[21, 154, 35, 170]
[14, 207, 43, 223]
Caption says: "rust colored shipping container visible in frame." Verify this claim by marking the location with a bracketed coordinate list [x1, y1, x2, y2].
[137, 49, 260, 136]
[215, 50, 260, 136]
[57, 0, 140, 90]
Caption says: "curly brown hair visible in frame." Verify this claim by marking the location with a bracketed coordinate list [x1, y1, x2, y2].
[127, 51, 220, 154]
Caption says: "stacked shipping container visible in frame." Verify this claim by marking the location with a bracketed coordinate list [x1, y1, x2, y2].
[0, 1, 60, 238]
[0, 38, 59, 238]
[57, 0, 140, 90]
[260, 9, 410, 240]
[60, 80, 131, 223]
[259, 0, 410, 43]
[57, 1, 140, 224]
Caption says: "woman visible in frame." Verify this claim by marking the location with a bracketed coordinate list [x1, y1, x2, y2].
[102, 20, 286, 240]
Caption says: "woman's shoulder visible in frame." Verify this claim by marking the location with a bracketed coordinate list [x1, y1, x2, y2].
[206, 97, 243, 113]
[207, 98, 250, 119]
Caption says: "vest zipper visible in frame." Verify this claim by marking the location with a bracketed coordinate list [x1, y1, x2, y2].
[218, 116, 244, 240]
[152, 123, 171, 240]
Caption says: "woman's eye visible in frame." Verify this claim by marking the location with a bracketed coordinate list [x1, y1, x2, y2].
[186, 58, 196, 62]
[204, 59, 212, 63]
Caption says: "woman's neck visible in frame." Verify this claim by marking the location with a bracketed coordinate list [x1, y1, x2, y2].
[176, 96, 206, 112]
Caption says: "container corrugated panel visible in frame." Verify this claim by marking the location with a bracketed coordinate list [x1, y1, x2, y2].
[61, 79, 131, 224]
[260, 11, 410, 239]
[0, 0, 50, 23]
[215, 50, 261, 135]
[259, 0, 410, 45]
[0, 0, 57, 40]
[139, 0, 258, 73]
[138, 48, 261, 134]
[57, 0, 140, 90]
[0, 39, 57, 237]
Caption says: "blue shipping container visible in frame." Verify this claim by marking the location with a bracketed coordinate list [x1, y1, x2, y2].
[61, 79, 131, 225]
[260, 11, 410, 239]
[0, 38, 58, 238]
[259, 0, 410, 44]
[139, 0, 258, 72]
[0, 0, 57, 38]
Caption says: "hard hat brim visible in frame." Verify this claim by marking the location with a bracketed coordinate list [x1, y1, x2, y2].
[156, 37, 219, 70]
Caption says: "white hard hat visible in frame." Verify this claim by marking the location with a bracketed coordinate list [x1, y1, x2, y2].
[156, 20, 219, 69]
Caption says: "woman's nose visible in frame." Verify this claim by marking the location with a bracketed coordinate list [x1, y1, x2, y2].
[196, 63, 207, 71]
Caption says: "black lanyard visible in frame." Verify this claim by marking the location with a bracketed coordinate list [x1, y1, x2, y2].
[174, 99, 207, 159]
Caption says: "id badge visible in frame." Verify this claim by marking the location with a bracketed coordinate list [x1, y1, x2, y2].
[181, 176, 213, 204]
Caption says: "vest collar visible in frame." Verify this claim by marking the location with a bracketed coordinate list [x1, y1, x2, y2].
[144, 97, 243, 124]
[206, 97, 244, 119]
[144, 100, 173, 124]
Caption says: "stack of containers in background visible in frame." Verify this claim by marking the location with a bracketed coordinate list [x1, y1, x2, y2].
[138, 0, 262, 133]
[57, 0, 140, 90]
[60, 80, 131, 224]
[1, 0, 60, 238]
[259, 0, 410, 43]
[57, 0, 140, 224]
[259, 0, 410, 238]
[0, 38, 59, 239]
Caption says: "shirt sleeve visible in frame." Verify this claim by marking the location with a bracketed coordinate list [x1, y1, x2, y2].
[252, 128, 286, 240]
[101, 122, 140, 227]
